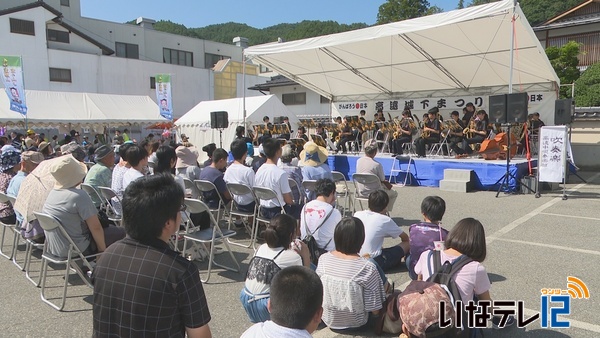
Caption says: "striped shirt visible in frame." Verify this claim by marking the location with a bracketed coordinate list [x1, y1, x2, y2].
[316, 253, 385, 329]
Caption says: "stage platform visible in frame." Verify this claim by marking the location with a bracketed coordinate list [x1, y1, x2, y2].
[326, 154, 536, 192]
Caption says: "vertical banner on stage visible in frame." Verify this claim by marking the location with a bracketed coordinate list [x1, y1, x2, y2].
[155, 74, 173, 120]
[1, 56, 27, 115]
[538, 126, 569, 183]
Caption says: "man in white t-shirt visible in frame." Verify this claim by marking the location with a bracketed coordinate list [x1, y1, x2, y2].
[255, 138, 302, 219]
[224, 139, 256, 226]
[355, 140, 398, 211]
[354, 190, 409, 272]
[300, 178, 341, 252]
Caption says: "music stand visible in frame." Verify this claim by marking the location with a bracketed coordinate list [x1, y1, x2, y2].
[494, 124, 535, 197]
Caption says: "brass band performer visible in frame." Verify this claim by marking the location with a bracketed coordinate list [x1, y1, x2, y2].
[392, 109, 414, 156]
[461, 110, 488, 154]
[415, 107, 442, 157]
[447, 111, 466, 155]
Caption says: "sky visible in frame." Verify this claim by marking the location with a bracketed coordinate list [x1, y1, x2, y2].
[80, 0, 461, 29]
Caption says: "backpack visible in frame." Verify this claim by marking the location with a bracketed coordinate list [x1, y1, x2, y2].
[426, 250, 480, 338]
[302, 206, 334, 265]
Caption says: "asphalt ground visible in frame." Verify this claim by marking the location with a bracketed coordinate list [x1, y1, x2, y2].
[0, 171, 598, 337]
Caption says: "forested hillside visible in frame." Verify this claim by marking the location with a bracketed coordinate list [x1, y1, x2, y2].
[138, 0, 584, 45]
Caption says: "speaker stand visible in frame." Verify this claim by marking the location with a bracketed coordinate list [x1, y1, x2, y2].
[495, 124, 535, 197]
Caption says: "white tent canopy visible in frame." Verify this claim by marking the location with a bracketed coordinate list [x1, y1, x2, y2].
[0, 90, 167, 128]
[245, 0, 560, 102]
[176, 95, 298, 161]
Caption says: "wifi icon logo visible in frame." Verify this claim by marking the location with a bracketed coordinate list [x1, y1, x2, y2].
[566, 276, 590, 299]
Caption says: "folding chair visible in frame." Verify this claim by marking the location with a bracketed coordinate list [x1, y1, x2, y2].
[0, 192, 17, 259]
[98, 186, 122, 224]
[389, 156, 413, 187]
[33, 212, 100, 311]
[226, 183, 258, 249]
[301, 179, 318, 203]
[352, 173, 382, 212]
[429, 132, 450, 157]
[288, 178, 304, 205]
[252, 186, 285, 242]
[194, 180, 227, 223]
[81, 183, 106, 210]
[374, 128, 391, 153]
[331, 171, 353, 216]
[181, 198, 240, 283]
[182, 177, 201, 199]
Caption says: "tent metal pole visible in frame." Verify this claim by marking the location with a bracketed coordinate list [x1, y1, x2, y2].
[242, 52, 247, 137]
[508, 0, 517, 94]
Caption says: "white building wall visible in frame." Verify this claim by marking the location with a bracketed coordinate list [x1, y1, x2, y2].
[267, 85, 332, 118]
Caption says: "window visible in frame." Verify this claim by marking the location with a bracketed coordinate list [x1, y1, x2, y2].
[205, 53, 229, 69]
[10, 18, 35, 36]
[115, 42, 139, 59]
[259, 64, 270, 73]
[163, 48, 193, 67]
[47, 29, 69, 43]
[150, 76, 156, 89]
[60, 0, 70, 6]
[49, 68, 72, 83]
[282, 92, 306, 105]
[320, 96, 331, 104]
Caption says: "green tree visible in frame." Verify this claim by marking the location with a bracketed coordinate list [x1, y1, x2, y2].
[426, 6, 444, 15]
[468, 0, 496, 6]
[376, 0, 430, 24]
[574, 63, 600, 106]
[457, 0, 465, 9]
[546, 41, 581, 98]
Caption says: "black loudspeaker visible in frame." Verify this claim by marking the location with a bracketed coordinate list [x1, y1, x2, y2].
[489, 94, 507, 124]
[554, 99, 573, 125]
[210, 111, 228, 129]
[506, 92, 528, 123]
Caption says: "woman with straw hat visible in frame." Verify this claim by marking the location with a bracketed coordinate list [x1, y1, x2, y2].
[299, 141, 333, 201]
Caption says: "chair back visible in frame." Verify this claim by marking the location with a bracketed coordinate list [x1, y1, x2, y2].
[81, 183, 103, 202]
[301, 180, 318, 192]
[5, 194, 16, 206]
[226, 182, 253, 197]
[183, 198, 218, 228]
[33, 212, 61, 232]
[288, 178, 303, 204]
[183, 177, 201, 198]
[194, 180, 224, 210]
[0, 191, 10, 204]
[332, 171, 350, 193]
[98, 186, 118, 200]
[352, 173, 381, 197]
[253, 186, 283, 207]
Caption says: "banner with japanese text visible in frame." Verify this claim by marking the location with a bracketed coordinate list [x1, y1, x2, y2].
[333, 91, 557, 125]
[1, 56, 27, 115]
[155, 74, 173, 120]
[538, 126, 571, 183]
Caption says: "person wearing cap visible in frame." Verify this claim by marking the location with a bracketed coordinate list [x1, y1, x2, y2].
[461, 109, 488, 155]
[255, 138, 302, 219]
[356, 139, 398, 211]
[175, 141, 201, 182]
[61, 141, 87, 162]
[84, 145, 115, 208]
[42, 155, 125, 258]
[0, 150, 21, 224]
[299, 141, 333, 201]
[7, 151, 44, 240]
[415, 107, 442, 157]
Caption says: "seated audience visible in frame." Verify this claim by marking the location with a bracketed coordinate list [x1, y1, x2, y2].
[254, 138, 302, 219]
[83, 145, 115, 208]
[42, 156, 125, 257]
[279, 145, 303, 203]
[92, 171, 211, 337]
[198, 148, 232, 209]
[408, 196, 449, 280]
[175, 137, 201, 181]
[224, 140, 256, 226]
[0, 149, 20, 224]
[355, 190, 410, 272]
[240, 214, 310, 323]
[299, 142, 333, 201]
[8, 151, 44, 240]
[122, 145, 148, 190]
[201, 143, 217, 168]
[153, 145, 185, 191]
[38, 141, 54, 159]
[316, 217, 385, 331]
[356, 140, 398, 211]
[300, 178, 341, 254]
[251, 145, 267, 173]
[241, 266, 323, 338]
[111, 143, 133, 198]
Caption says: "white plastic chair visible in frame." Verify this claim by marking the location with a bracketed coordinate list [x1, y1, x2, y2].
[331, 171, 353, 216]
[301, 179, 318, 203]
[389, 156, 413, 187]
[252, 186, 285, 241]
[181, 198, 240, 283]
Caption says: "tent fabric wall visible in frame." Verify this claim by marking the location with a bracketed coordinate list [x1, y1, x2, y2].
[0, 90, 167, 128]
[245, 0, 560, 102]
[175, 95, 298, 162]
